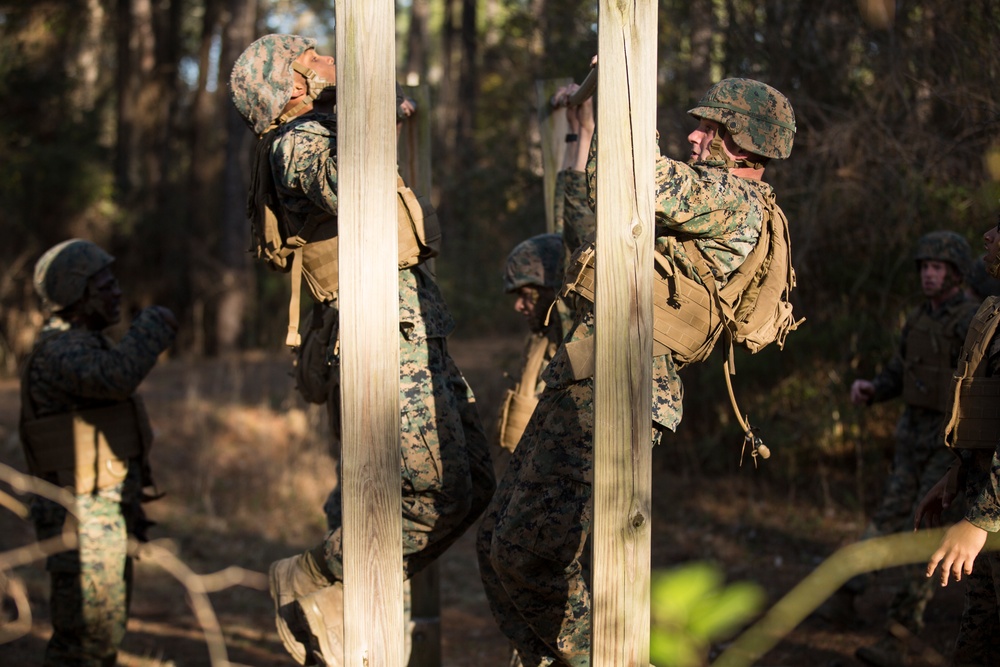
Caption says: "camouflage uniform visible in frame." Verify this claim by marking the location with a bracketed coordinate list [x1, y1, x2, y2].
[852, 253, 979, 635]
[22, 243, 176, 667]
[231, 34, 494, 607]
[478, 78, 795, 666]
[948, 306, 1000, 664]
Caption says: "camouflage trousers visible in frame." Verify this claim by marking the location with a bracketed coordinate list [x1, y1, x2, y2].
[318, 335, 495, 582]
[477, 379, 661, 667]
[32, 487, 134, 667]
[952, 449, 1000, 665]
[850, 408, 960, 631]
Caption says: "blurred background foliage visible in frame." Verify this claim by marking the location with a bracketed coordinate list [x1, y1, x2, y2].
[1, 0, 998, 503]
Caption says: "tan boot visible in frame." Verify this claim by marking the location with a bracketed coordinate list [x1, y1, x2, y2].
[300, 582, 345, 667]
[269, 553, 332, 665]
[302, 580, 414, 667]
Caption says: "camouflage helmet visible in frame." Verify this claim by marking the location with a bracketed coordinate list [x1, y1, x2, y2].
[33, 239, 115, 311]
[503, 234, 565, 293]
[689, 78, 796, 160]
[914, 230, 972, 279]
[229, 34, 317, 135]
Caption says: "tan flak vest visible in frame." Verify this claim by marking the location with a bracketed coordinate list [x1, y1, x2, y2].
[250, 132, 441, 346]
[901, 305, 974, 412]
[497, 334, 555, 453]
[19, 361, 154, 494]
[943, 296, 1000, 450]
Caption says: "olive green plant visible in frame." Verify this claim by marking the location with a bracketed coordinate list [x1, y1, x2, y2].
[650, 562, 765, 667]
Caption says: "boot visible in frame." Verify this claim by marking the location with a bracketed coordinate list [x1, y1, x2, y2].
[855, 635, 906, 667]
[269, 553, 333, 665]
[300, 582, 345, 667]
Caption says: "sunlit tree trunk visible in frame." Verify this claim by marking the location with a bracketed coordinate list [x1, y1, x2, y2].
[215, 0, 257, 353]
[404, 0, 429, 84]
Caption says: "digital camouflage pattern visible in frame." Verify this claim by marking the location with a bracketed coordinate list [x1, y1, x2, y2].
[479, 129, 787, 664]
[949, 324, 1000, 661]
[914, 230, 973, 279]
[24, 308, 175, 667]
[262, 101, 495, 595]
[561, 170, 596, 258]
[229, 34, 316, 136]
[503, 233, 565, 293]
[33, 239, 114, 312]
[688, 78, 795, 160]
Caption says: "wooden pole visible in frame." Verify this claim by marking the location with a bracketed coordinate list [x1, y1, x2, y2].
[591, 0, 657, 665]
[397, 83, 442, 667]
[535, 78, 572, 234]
[337, 2, 405, 666]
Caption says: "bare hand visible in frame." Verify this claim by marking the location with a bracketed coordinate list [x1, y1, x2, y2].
[850, 379, 875, 406]
[399, 97, 416, 118]
[926, 519, 988, 586]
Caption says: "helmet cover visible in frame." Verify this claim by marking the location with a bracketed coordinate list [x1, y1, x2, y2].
[689, 78, 796, 159]
[230, 34, 317, 135]
[34, 239, 115, 311]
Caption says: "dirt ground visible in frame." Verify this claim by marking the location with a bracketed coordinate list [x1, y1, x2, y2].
[0, 336, 966, 666]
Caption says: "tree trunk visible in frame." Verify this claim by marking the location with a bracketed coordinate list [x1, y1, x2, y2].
[215, 0, 257, 353]
[404, 0, 429, 84]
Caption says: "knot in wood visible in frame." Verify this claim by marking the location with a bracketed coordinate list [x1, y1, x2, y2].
[630, 511, 646, 529]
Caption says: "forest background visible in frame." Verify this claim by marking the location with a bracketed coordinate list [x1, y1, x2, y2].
[1, 0, 999, 498]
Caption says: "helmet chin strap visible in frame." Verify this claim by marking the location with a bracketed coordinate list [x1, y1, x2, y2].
[709, 127, 765, 170]
[987, 254, 1000, 280]
[274, 62, 336, 128]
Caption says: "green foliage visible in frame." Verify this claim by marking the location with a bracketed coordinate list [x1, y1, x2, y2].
[650, 562, 766, 667]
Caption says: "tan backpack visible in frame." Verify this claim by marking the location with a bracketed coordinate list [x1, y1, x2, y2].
[248, 129, 441, 347]
[564, 192, 801, 367]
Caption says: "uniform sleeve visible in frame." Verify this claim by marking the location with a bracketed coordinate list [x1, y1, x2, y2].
[273, 124, 339, 217]
[562, 170, 596, 256]
[552, 170, 566, 236]
[966, 447, 1000, 532]
[43, 309, 175, 402]
[870, 347, 905, 403]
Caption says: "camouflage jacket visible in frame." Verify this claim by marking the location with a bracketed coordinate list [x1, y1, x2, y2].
[962, 329, 1000, 532]
[270, 112, 454, 341]
[870, 291, 979, 408]
[24, 309, 176, 418]
[543, 138, 778, 431]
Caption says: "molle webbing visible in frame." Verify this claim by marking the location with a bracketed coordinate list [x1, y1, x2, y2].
[20, 398, 153, 494]
[902, 311, 958, 413]
[498, 334, 552, 452]
[944, 296, 1000, 450]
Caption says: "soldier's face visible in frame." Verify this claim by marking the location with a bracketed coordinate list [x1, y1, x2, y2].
[513, 286, 555, 332]
[87, 267, 122, 326]
[688, 119, 719, 162]
[919, 259, 954, 299]
[983, 225, 1000, 278]
[296, 49, 336, 88]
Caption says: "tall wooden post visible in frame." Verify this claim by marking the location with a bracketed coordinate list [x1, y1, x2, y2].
[337, 2, 406, 666]
[591, 0, 657, 665]
[535, 78, 572, 234]
[398, 82, 442, 667]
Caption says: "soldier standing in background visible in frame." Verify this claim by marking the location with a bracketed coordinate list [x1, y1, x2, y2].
[229, 34, 495, 666]
[840, 231, 979, 666]
[918, 219, 1000, 667]
[477, 76, 797, 666]
[496, 86, 594, 456]
[497, 233, 566, 453]
[20, 239, 177, 667]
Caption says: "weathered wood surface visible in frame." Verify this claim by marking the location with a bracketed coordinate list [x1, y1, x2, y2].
[337, 1, 405, 665]
[591, 0, 657, 665]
